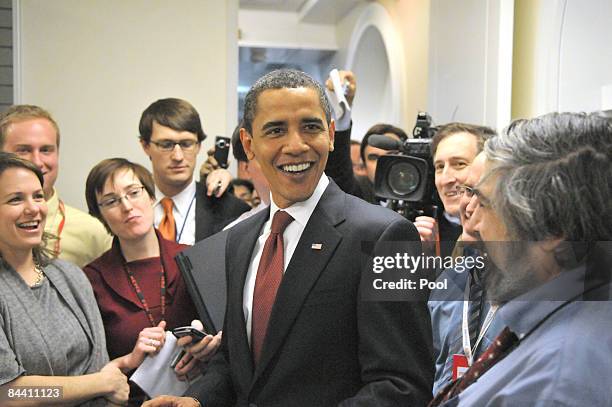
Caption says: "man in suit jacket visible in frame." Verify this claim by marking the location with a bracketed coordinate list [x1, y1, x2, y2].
[145, 70, 433, 407]
[139, 98, 249, 245]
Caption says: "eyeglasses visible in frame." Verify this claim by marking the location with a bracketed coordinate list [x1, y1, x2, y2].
[457, 184, 475, 198]
[149, 139, 199, 152]
[98, 186, 146, 209]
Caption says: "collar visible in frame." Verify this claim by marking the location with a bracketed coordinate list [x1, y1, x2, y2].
[498, 264, 587, 339]
[155, 181, 196, 217]
[267, 174, 329, 231]
[92, 232, 183, 309]
[443, 210, 461, 225]
[252, 201, 268, 215]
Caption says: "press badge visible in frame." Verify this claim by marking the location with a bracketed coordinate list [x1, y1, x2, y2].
[452, 354, 469, 380]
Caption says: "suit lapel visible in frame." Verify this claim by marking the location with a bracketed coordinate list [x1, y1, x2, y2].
[252, 181, 346, 386]
[227, 208, 270, 387]
[194, 181, 214, 242]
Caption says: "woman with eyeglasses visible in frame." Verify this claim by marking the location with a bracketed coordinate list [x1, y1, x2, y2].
[0, 152, 129, 406]
[83, 158, 221, 405]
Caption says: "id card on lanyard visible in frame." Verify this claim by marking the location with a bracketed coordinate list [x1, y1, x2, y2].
[452, 273, 498, 380]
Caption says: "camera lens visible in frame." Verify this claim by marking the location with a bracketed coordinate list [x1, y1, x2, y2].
[387, 161, 420, 196]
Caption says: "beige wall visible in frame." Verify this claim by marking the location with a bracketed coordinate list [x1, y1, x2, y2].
[378, 0, 430, 131]
[511, 0, 539, 119]
[18, 0, 238, 210]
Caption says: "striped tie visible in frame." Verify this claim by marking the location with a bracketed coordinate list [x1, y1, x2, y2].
[467, 272, 483, 347]
[429, 327, 519, 406]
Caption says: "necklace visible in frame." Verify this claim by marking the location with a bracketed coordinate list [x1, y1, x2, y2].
[31, 258, 45, 287]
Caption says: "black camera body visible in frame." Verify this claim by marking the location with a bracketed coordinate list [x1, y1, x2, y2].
[373, 112, 440, 219]
[214, 136, 231, 169]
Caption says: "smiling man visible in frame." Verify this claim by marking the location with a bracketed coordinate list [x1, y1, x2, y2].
[430, 112, 612, 406]
[138, 98, 249, 245]
[144, 69, 433, 407]
[428, 151, 505, 395]
[414, 123, 495, 258]
[0, 105, 111, 266]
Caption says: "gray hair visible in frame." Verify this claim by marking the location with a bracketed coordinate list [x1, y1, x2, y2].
[242, 69, 331, 134]
[484, 112, 612, 242]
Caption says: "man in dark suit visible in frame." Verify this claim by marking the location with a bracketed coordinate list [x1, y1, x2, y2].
[139, 98, 249, 245]
[145, 70, 433, 407]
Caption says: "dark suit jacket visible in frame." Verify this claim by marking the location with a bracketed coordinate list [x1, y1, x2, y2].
[188, 179, 434, 406]
[194, 181, 250, 242]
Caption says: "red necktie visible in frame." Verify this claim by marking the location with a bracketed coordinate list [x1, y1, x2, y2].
[251, 210, 294, 365]
[429, 327, 519, 406]
[158, 197, 176, 241]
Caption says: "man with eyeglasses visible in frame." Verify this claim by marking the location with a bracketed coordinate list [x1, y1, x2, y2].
[0, 104, 111, 267]
[428, 151, 504, 395]
[139, 98, 249, 245]
[414, 123, 496, 259]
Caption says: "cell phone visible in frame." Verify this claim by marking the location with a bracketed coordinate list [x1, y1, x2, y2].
[171, 326, 207, 341]
[214, 136, 231, 169]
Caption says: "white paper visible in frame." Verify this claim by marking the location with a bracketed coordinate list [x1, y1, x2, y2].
[326, 68, 351, 120]
[130, 331, 189, 398]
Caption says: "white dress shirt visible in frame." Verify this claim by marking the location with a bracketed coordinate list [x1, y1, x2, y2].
[243, 175, 330, 343]
[154, 180, 197, 245]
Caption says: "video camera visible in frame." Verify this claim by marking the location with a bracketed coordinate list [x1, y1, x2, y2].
[372, 112, 441, 220]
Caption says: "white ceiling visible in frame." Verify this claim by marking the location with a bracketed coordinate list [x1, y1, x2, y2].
[240, 0, 307, 12]
[240, 0, 362, 24]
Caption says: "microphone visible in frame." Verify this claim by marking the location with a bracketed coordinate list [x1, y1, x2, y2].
[367, 134, 401, 151]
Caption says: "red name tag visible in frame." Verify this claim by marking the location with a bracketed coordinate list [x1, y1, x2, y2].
[452, 354, 469, 380]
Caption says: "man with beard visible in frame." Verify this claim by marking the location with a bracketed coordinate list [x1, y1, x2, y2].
[430, 112, 612, 406]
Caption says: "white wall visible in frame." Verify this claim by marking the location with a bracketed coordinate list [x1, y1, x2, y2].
[557, 0, 612, 112]
[16, 0, 238, 210]
[328, 1, 423, 141]
[427, 0, 514, 130]
[513, 0, 612, 117]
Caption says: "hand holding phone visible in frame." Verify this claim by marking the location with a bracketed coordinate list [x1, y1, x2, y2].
[172, 326, 207, 341]
[170, 326, 207, 369]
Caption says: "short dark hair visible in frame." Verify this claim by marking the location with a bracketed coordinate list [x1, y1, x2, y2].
[86, 158, 156, 235]
[231, 122, 247, 162]
[431, 122, 495, 158]
[139, 98, 207, 144]
[0, 152, 52, 264]
[0, 105, 61, 149]
[231, 178, 254, 194]
[242, 69, 331, 135]
[360, 123, 409, 162]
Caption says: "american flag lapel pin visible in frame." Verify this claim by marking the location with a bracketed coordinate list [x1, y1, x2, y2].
[311, 243, 323, 250]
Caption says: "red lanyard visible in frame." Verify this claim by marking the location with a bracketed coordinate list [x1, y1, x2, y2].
[53, 200, 66, 256]
[123, 258, 167, 327]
